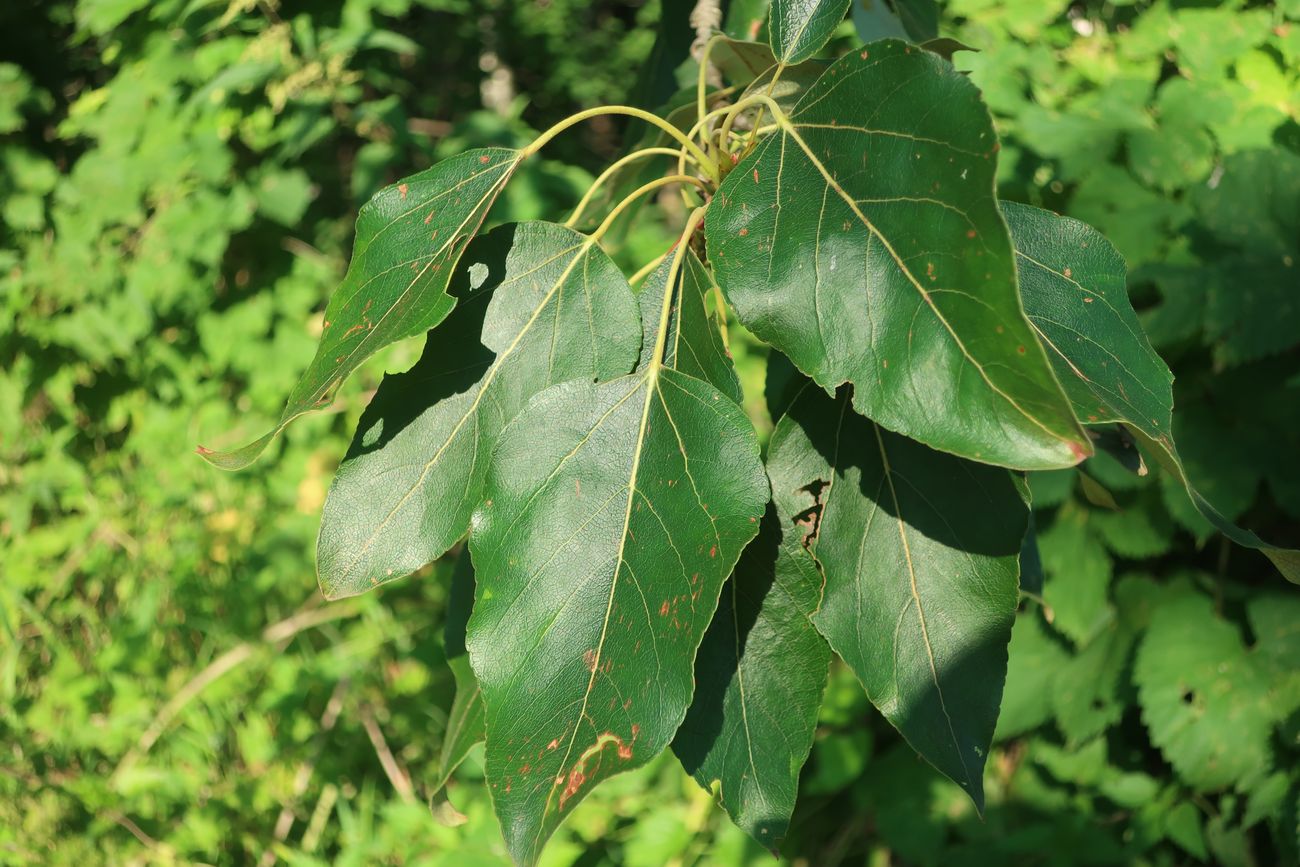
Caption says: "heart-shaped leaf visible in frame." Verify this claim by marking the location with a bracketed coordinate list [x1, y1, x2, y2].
[316, 221, 642, 598]
[707, 41, 1090, 470]
[768, 378, 1025, 809]
[1005, 201, 1300, 582]
[200, 147, 521, 469]
[466, 232, 769, 864]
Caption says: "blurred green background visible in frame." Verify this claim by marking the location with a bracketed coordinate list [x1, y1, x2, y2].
[2, 0, 1299, 864]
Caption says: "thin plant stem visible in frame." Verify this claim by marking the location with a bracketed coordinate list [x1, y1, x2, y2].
[696, 34, 727, 146]
[591, 175, 709, 243]
[628, 250, 671, 286]
[523, 105, 718, 182]
[564, 147, 692, 229]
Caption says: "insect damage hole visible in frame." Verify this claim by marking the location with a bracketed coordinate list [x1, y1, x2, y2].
[792, 478, 829, 551]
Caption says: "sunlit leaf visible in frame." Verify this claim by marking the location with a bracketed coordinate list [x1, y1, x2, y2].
[315, 222, 641, 598]
[1135, 588, 1274, 791]
[199, 148, 521, 469]
[465, 242, 769, 864]
[708, 41, 1090, 470]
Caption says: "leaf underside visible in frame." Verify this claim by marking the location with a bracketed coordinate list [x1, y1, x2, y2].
[706, 40, 1090, 471]
[768, 379, 1024, 810]
[316, 221, 642, 598]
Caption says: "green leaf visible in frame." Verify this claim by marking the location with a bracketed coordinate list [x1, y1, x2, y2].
[465, 246, 769, 863]
[1038, 508, 1112, 647]
[673, 504, 830, 852]
[1052, 620, 1131, 744]
[707, 41, 1091, 471]
[768, 381, 1024, 809]
[1134, 589, 1274, 791]
[435, 551, 485, 792]
[714, 39, 828, 116]
[199, 147, 521, 470]
[1192, 149, 1300, 367]
[995, 607, 1070, 740]
[769, 0, 852, 64]
[637, 250, 743, 405]
[1247, 594, 1300, 719]
[853, 0, 938, 44]
[1004, 201, 1300, 583]
[316, 222, 642, 598]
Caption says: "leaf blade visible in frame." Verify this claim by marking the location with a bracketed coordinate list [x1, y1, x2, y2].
[769, 0, 852, 64]
[707, 41, 1090, 470]
[200, 147, 520, 470]
[1005, 201, 1300, 582]
[672, 503, 829, 850]
[768, 382, 1024, 809]
[316, 221, 642, 598]
[466, 363, 768, 864]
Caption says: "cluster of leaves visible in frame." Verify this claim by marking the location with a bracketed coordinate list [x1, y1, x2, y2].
[198, 0, 1300, 865]
[6, 0, 1299, 865]
[0, 0, 697, 863]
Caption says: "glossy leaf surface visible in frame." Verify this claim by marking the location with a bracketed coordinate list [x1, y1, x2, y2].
[465, 251, 769, 862]
[769, 0, 852, 64]
[316, 222, 642, 598]
[673, 504, 829, 851]
[1005, 202, 1300, 582]
[707, 41, 1090, 470]
[200, 147, 520, 469]
[768, 380, 1024, 809]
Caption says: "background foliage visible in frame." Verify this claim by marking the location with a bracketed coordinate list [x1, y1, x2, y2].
[2, 0, 1298, 864]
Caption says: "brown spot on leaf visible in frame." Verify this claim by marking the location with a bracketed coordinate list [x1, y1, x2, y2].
[398, 183, 408, 199]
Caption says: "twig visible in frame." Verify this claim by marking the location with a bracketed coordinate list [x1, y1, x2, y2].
[106, 810, 161, 849]
[258, 678, 350, 867]
[360, 706, 415, 802]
